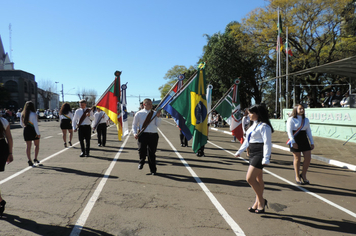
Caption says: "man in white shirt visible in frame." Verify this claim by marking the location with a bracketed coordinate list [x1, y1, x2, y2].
[132, 98, 161, 175]
[72, 100, 94, 157]
[92, 107, 109, 147]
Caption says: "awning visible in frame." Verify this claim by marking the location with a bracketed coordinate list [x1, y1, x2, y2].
[263, 55, 356, 82]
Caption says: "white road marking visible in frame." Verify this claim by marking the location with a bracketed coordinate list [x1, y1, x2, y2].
[208, 141, 356, 219]
[70, 131, 131, 236]
[44, 136, 53, 139]
[158, 128, 246, 236]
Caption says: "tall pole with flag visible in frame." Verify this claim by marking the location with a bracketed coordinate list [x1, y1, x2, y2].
[170, 62, 208, 153]
[121, 82, 129, 137]
[96, 71, 123, 140]
[212, 79, 244, 144]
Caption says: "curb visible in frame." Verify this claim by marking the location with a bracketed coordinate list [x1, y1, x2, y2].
[210, 127, 356, 172]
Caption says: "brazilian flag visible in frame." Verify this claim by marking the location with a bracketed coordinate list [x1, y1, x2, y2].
[170, 62, 208, 153]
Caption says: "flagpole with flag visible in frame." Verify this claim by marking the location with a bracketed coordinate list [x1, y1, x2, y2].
[170, 62, 208, 153]
[121, 82, 129, 137]
[96, 71, 123, 140]
[213, 79, 244, 144]
[286, 27, 289, 109]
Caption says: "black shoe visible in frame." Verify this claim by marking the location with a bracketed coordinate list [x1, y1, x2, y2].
[181, 144, 184, 147]
[80, 153, 85, 157]
[300, 174, 310, 184]
[64, 142, 67, 148]
[34, 159, 43, 166]
[248, 206, 256, 212]
[98, 144, 102, 147]
[68, 141, 72, 146]
[138, 164, 143, 170]
[151, 172, 156, 175]
[296, 180, 303, 185]
[102, 144, 105, 147]
[0, 200, 6, 217]
[86, 153, 90, 157]
[28, 160, 33, 166]
[255, 199, 268, 214]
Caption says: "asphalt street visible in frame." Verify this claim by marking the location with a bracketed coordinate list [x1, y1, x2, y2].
[0, 117, 355, 236]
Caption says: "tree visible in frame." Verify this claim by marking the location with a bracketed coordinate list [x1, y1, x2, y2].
[77, 88, 97, 107]
[236, 0, 356, 109]
[37, 79, 57, 110]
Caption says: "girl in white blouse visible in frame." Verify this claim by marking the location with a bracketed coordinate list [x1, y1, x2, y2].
[20, 101, 41, 166]
[235, 104, 274, 214]
[286, 104, 314, 185]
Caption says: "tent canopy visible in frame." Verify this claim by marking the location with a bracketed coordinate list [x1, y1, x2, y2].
[264, 55, 356, 82]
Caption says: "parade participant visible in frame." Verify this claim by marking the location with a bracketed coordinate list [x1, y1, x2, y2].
[20, 101, 41, 166]
[59, 103, 73, 148]
[92, 107, 109, 147]
[234, 104, 273, 214]
[72, 100, 94, 157]
[180, 129, 188, 147]
[132, 98, 161, 175]
[340, 93, 350, 107]
[0, 116, 13, 217]
[286, 104, 314, 185]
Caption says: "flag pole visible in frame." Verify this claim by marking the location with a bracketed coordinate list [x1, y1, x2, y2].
[275, 8, 280, 118]
[286, 27, 289, 109]
[209, 84, 234, 114]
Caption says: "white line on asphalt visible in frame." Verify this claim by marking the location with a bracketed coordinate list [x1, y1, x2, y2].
[44, 136, 53, 139]
[208, 141, 356, 219]
[70, 131, 131, 236]
[158, 128, 246, 236]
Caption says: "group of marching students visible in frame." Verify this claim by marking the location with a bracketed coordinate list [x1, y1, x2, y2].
[0, 100, 111, 217]
[0, 100, 314, 216]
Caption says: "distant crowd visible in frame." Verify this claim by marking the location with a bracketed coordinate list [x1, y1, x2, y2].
[307, 90, 351, 108]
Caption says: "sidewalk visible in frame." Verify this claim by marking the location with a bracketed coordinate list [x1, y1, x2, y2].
[211, 125, 356, 171]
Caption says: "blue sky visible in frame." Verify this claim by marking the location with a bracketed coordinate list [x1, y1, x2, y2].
[0, 0, 267, 112]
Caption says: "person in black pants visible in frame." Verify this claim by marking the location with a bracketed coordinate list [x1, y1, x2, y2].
[132, 99, 161, 175]
[72, 100, 94, 157]
[92, 107, 109, 147]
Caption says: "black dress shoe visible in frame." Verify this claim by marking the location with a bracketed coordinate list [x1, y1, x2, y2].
[80, 153, 85, 157]
[98, 144, 102, 147]
[86, 153, 90, 157]
[138, 164, 143, 170]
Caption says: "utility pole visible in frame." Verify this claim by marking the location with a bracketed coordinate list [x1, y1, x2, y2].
[9, 24, 13, 62]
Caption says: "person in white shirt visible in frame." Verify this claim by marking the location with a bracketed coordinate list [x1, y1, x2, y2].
[234, 104, 273, 214]
[20, 101, 41, 166]
[0, 116, 14, 217]
[340, 93, 350, 107]
[72, 100, 94, 157]
[92, 107, 109, 147]
[132, 98, 161, 175]
[286, 104, 314, 185]
[59, 103, 73, 148]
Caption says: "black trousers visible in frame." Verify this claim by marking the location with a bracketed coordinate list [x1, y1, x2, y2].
[78, 125, 91, 154]
[138, 132, 159, 173]
[180, 130, 188, 146]
[97, 123, 107, 146]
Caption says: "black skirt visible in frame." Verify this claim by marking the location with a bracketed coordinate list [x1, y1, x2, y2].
[60, 119, 72, 130]
[0, 139, 9, 172]
[23, 125, 39, 141]
[249, 143, 264, 169]
[289, 130, 311, 152]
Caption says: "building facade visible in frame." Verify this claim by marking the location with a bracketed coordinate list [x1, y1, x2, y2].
[0, 35, 38, 111]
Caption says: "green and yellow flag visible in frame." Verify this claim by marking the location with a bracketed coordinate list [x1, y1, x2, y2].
[170, 62, 208, 153]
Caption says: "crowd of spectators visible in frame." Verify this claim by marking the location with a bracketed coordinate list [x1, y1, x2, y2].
[306, 90, 351, 108]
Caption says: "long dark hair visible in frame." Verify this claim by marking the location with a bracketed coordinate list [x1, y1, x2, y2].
[21, 101, 36, 125]
[248, 104, 274, 133]
[0, 118, 5, 138]
[290, 104, 305, 119]
[59, 103, 71, 115]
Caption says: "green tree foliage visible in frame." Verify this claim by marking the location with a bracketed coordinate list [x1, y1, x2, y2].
[238, 0, 356, 107]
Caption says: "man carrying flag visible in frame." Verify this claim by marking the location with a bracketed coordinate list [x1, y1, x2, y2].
[132, 98, 162, 175]
[170, 62, 208, 155]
